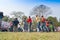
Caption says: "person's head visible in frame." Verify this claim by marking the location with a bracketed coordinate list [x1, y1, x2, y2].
[46, 19, 48, 21]
[49, 20, 51, 21]
[36, 15, 38, 17]
[15, 18, 18, 20]
[29, 16, 31, 18]
[41, 15, 44, 17]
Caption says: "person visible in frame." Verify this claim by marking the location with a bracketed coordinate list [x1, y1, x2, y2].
[1, 21, 10, 32]
[27, 16, 32, 32]
[23, 18, 28, 32]
[35, 15, 41, 32]
[0, 12, 4, 31]
[49, 20, 55, 32]
[9, 21, 13, 32]
[18, 23, 23, 32]
[41, 16, 48, 32]
[13, 18, 19, 32]
[45, 19, 50, 32]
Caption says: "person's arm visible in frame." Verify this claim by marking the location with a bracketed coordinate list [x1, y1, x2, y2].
[18, 21, 19, 24]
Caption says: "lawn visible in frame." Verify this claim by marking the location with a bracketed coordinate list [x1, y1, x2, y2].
[0, 32, 60, 40]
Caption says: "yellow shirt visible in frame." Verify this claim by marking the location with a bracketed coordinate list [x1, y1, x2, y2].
[36, 16, 40, 23]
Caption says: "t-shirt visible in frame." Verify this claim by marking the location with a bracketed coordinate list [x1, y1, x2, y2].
[41, 17, 46, 23]
[46, 21, 49, 27]
[13, 20, 19, 26]
[27, 18, 32, 23]
[0, 13, 3, 19]
[36, 17, 40, 23]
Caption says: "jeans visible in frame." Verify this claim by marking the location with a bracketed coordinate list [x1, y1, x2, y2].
[0, 19, 2, 31]
[37, 22, 41, 32]
[41, 22, 48, 32]
[47, 26, 50, 32]
[24, 22, 28, 32]
[28, 22, 32, 32]
[0, 19, 2, 27]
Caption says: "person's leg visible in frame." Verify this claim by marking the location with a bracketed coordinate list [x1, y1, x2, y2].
[0, 19, 2, 31]
[37, 22, 39, 32]
[0, 20, 1, 27]
[9, 26, 12, 32]
[38, 22, 41, 32]
[16, 25, 18, 32]
[30, 22, 32, 32]
[44, 26, 48, 32]
[26, 24, 28, 32]
[43, 22, 48, 32]
[24, 24, 25, 32]
[13, 26, 16, 32]
[41, 22, 45, 32]
[47, 27, 50, 32]
[50, 25, 53, 32]
[28, 24, 30, 32]
[52, 26, 55, 32]
[49, 26, 51, 32]
[41, 23, 44, 32]
[28, 23, 31, 32]
[46, 27, 49, 32]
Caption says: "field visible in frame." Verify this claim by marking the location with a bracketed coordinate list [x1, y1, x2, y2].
[0, 32, 60, 40]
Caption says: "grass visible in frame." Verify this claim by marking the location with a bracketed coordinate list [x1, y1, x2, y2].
[0, 32, 60, 40]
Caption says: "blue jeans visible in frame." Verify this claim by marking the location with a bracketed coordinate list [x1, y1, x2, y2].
[24, 22, 28, 32]
[0, 19, 2, 27]
[41, 22, 48, 32]
[37, 22, 41, 32]
[28, 22, 32, 32]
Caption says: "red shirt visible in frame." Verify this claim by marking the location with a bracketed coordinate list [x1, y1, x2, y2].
[27, 18, 32, 23]
[46, 21, 49, 27]
[41, 17, 46, 22]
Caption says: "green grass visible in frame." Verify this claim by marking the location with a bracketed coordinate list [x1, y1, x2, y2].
[0, 32, 60, 40]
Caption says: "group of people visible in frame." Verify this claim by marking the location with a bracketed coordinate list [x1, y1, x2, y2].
[8, 15, 55, 32]
[0, 13, 55, 32]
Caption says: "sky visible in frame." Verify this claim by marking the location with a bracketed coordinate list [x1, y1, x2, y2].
[0, 0, 60, 20]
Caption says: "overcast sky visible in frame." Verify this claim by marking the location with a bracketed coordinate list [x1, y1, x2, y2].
[0, 0, 60, 20]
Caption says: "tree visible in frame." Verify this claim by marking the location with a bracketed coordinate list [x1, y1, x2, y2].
[30, 4, 52, 17]
[22, 15, 27, 21]
[11, 11, 25, 22]
[8, 18, 14, 22]
[47, 16, 59, 27]
[2, 16, 9, 22]
[58, 22, 60, 26]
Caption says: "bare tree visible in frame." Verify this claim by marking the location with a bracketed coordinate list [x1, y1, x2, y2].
[30, 5, 52, 17]
[11, 11, 24, 22]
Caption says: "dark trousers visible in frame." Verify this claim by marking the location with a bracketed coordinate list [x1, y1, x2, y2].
[13, 25, 18, 32]
[37, 22, 41, 32]
[0, 19, 2, 31]
[9, 26, 13, 32]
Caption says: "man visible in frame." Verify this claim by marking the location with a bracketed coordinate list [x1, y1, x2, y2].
[0, 12, 4, 31]
[1, 21, 10, 32]
[13, 18, 19, 32]
[45, 19, 50, 32]
[41, 16, 48, 32]
[49, 20, 55, 32]
[27, 16, 32, 32]
[9, 21, 13, 32]
[36, 15, 41, 32]
[23, 18, 28, 32]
